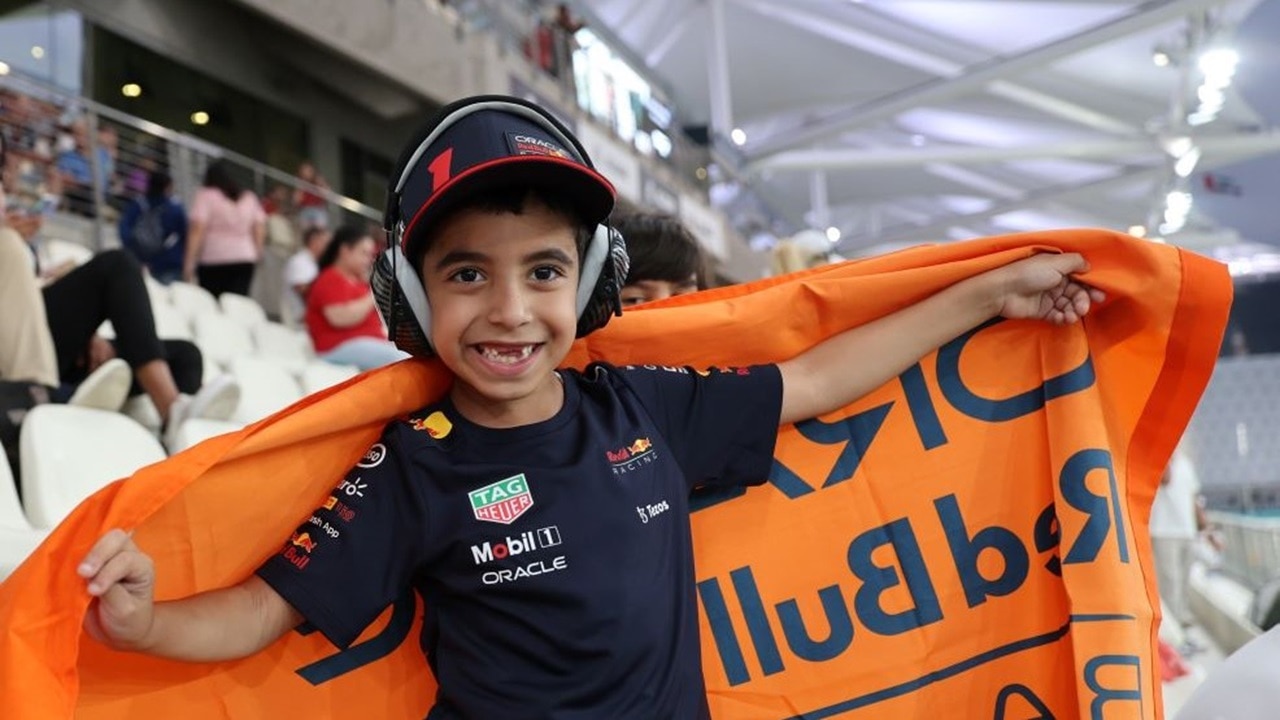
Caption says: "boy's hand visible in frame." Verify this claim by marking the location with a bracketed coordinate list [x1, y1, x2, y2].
[78, 529, 157, 651]
[991, 253, 1105, 325]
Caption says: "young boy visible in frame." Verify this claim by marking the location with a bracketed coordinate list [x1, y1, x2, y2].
[612, 211, 704, 307]
[77, 96, 1103, 719]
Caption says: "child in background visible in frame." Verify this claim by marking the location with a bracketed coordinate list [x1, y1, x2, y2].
[612, 211, 704, 307]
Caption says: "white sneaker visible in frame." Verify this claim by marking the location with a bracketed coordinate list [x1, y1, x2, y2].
[67, 358, 131, 412]
[163, 375, 240, 451]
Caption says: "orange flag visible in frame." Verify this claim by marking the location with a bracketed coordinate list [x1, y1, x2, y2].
[0, 230, 1230, 719]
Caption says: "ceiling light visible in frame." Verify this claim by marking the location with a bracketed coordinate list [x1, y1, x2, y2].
[1127, 225, 1147, 238]
[1174, 146, 1202, 178]
[190, 111, 210, 126]
[0, 62, 10, 76]
[30, 46, 44, 59]
[825, 226, 841, 242]
[695, 167, 708, 180]
[1163, 136, 1193, 158]
[1198, 48, 1239, 80]
[1152, 50, 1171, 67]
[730, 128, 746, 146]
[121, 83, 142, 98]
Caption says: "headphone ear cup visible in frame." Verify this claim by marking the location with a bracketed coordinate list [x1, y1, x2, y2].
[575, 226, 629, 338]
[372, 247, 435, 356]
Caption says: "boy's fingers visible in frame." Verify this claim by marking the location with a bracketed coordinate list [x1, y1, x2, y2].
[87, 550, 148, 597]
[79, 529, 134, 578]
[1045, 252, 1088, 275]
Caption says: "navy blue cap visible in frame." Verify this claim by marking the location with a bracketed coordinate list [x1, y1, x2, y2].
[393, 97, 616, 264]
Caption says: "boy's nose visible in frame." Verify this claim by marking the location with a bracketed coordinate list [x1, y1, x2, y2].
[487, 282, 532, 328]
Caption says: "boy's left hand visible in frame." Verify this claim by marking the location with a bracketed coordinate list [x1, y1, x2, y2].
[992, 253, 1105, 325]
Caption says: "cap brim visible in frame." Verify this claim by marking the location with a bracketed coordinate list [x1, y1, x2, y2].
[402, 156, 615, 264]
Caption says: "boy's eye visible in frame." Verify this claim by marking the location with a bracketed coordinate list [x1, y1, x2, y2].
[450, 268, 483, 283]
[531, 265, 565, 282]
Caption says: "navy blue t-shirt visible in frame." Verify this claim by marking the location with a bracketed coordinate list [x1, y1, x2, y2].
[258, 362, 783, 719]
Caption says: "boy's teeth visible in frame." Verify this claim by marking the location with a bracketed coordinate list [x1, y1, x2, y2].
[479, 345, 534, 364]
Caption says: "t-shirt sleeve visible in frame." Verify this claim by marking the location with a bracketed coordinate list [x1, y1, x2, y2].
[256, 428, 423, 649]
[188, 188, 211, 224]
[610, 364, 783, 490]
[283, 254, 316, 287]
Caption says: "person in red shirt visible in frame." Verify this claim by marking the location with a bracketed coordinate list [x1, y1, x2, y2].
[305, 224, 407, 370]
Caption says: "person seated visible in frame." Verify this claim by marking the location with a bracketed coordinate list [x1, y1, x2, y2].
[612, 211, 704, 308]
[305, 224, 407, 370]
[280, 227, 329, 327]
[0, 216, 239, 453]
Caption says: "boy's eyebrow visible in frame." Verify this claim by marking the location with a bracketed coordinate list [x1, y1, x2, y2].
[524, 248, 576, 266]
[434, 250, 489, 270]
[433, 247, 577, 270]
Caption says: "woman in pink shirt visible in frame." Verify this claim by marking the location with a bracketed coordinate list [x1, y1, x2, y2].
[183, 161, 266, 297]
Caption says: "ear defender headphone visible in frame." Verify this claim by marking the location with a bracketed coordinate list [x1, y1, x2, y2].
[372, 96, 630, 357]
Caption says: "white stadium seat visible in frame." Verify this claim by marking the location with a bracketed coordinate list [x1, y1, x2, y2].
[252, 322, 313, 376]
[169, 418, 245, 453]
[144, 273, 171, 309]
[228, 356, 305, 424]
[41, 238, 93, 269]
[19, 406, 166, 529]
[300, 361, 360, 394]
[168, 281, 220, 320]
[219, 292, 268, 328]
[0, 456, 46, 580]
[153, 301, 193, 341]
[193, 312, 255, 371]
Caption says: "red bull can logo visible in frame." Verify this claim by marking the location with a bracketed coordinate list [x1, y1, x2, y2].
[291, 532, 318, 553]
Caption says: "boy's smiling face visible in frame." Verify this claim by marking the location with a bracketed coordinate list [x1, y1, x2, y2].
[419, 197, 581, 427]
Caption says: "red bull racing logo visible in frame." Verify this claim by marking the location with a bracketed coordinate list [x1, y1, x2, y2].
[607, 437, 658, 475]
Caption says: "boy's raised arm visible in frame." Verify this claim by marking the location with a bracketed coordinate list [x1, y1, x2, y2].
[776, 253, 1104, 426]
[79, 529, 303, 662]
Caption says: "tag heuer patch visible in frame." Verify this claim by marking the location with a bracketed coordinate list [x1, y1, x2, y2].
[469, 474, 534, 524]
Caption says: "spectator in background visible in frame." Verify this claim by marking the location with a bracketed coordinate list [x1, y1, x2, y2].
[0, 216, 239, 453]
[185, 160, 265, 297]
[292, 161, 330, 231]
[1151, 446, 1210, 629]
[280, 226, 329, 328]
[305, 224, 406, 370]
[612, 211, 704, 308]
[54, 122, 94, 216]
[118, 171, 188, 284]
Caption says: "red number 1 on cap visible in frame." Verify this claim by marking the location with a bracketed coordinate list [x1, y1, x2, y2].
[428, 148, 454, 193]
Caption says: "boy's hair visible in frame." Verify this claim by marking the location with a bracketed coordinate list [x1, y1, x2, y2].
[411, 182, 595, 270]
[612, 212, 705, 289]
[318, 224, 370, 270]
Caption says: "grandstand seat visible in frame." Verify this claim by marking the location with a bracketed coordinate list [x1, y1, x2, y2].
[144, 273, 171, 309]
[19, 405, 166, 529]
[228, 356, 304, 424]
[193, 312, 255, 371]
[170, 418, 244, 453]
[123, 395, 163, 435]
[0, 458, 46, 580]
[219, 293, 268, 328]
[252, 322, 313, 373]
[153, 301, 193, 340]
[300, 361, 360, 394]
[168, 281, 220, 320]
[41, 238, 93, 268]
